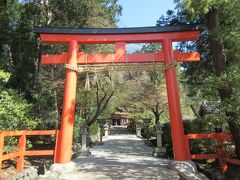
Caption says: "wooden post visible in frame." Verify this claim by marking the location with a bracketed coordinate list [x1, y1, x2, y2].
[216, 132, 228, 173]
[115, 42, 126, 63]
[53, 130, 59, 163]
[0, 132, 4, 170]
[163, 39, 189, 161]
[184, 135, 191, 160]
[55, 40, 79, 163]
[17, 131, 26, 172]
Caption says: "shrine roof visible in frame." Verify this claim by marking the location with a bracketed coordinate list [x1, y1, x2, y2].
[34, 24, 205, 35]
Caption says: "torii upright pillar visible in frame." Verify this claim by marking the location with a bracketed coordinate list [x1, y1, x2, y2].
[163, 39, 189, 160]
[55, 40, 79, 163]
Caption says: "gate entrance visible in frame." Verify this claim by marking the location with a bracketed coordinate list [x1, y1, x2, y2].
[34, 24, 201, 164]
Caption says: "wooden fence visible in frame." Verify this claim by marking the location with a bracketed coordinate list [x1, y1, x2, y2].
[185, 133, 240, 172]
[1, 130, 240, 174]
[0, 130, 58, 172]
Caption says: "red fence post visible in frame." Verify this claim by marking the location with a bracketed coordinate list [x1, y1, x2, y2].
[16, 131, 26, 172]
[184, 135, 191, 160]
[216, 132, 228, 173]
[54, 130, 59, 163]
[0, 132, 4, 170]
[163, 39, 188, 161]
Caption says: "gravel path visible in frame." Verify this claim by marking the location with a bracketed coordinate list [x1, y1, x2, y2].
[59, 129, 180, 180]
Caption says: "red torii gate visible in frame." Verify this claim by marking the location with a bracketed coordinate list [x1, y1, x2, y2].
[34, 25, 202, 164]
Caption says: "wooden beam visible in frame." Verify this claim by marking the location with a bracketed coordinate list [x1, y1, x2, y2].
[0, 130, 57, 137]
[191, 154, 219, 159]
[186, 133, 233, 141]
[186, 133, 217, 139]
[2, 131, 24, 137]
[25, 150, 54, 156]
[25, 130, 57, 136]
[41, 50, 200, 65]
[218, 133, 232, 141]
[40, 31, 200, 44]
[2, 151, 21, 161]
[223, 157, 240, 166]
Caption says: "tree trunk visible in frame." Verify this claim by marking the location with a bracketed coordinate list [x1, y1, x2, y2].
[33, 44, 42, 89]
[151, 106, 164, 125]
[154, 113, 160, 125]
[54, 90, 59, 129]
[206, 8, 240, 158]
[151, 107, 159, 124]
[228, 120, 240, 157]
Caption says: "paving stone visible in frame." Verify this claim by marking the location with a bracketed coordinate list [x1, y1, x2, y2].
[50, 162, 77, 173]
[168, 160, 198, 173]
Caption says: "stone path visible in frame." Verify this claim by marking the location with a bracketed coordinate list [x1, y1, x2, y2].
[59, 128, 180, 180]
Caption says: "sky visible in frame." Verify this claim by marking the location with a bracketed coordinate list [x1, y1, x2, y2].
[117, 0, 175, 28]
[117, 1, 176, 52]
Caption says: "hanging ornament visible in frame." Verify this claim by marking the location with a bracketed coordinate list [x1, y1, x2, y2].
[83, 72, 91, 92]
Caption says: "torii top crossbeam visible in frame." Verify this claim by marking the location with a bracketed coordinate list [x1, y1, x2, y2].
[34, 24, 203, 164]
[34, 24, 202, 44]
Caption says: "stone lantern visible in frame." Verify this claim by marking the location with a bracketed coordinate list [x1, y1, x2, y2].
[153, 122, 166, 157]
[136, 122, 142, 138]
[104, 121, 110, 137]
[80, 123, 91, 156]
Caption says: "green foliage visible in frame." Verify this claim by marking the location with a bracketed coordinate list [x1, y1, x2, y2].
[0, 71, 39, 130]
[184, 0, 225, 16]
[31, 91, 59, 129]
[0, 70, 10, 83]
[139, 43, 162, 53]
[73, 116, 85, 143]
[0, 0, 20, 72]
[181, 0, 240, 121]
[89, 122, 99, 136]
[0, 90, 35, 130]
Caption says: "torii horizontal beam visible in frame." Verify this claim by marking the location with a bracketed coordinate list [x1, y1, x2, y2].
[34, 24, 204, 44]
[42, 50, 199, 65]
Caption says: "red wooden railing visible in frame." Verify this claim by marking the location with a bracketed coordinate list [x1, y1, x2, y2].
[0, 130, 58, 172]
[185, 133, 240, 173]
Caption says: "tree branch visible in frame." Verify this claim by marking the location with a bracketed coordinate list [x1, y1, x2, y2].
[190, 104, 200, 118]
[99, 91, 114, 115]
[87, 91, 114, 126]
[96, 82, 100, 106]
